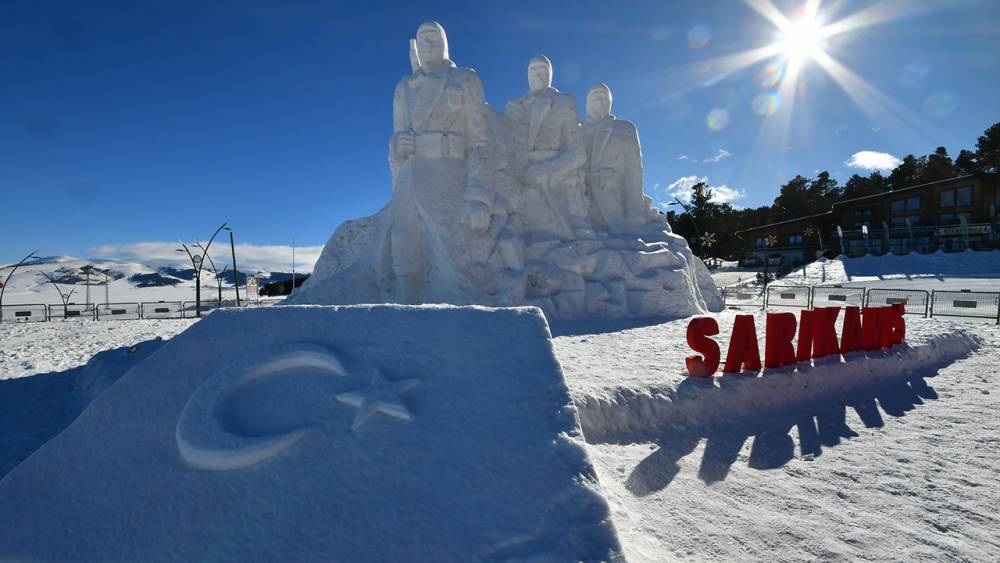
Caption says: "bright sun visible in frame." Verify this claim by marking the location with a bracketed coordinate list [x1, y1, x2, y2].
[779, 17, 823, 61]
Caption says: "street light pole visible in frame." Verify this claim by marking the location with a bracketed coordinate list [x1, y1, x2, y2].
[0, 251, 38, 323]
[229, 230, 240, 307]
[177, 222, 229, 318]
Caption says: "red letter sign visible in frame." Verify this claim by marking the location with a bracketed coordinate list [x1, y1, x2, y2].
[686, 317, 720, 377]
[764, 312, 797, 368]
[723, 314, 762, 373]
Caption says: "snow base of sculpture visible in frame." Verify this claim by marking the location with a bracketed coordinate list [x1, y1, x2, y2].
[0, 305, 623, 562]
[288, 210, 722, 321]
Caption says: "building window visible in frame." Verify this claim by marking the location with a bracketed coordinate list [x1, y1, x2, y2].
[852, 209, 873, 217]
[939, 213, 971, 225]
[756, 236, 765, 248]
[940, 186, 972, 208]
[890, 216, 921, 227]
[907, 196, 921, 210]
[891, 200, 904, 212]
[788, 234, 803, 246]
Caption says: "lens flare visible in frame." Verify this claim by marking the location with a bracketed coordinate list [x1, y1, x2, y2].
[758, 63, 784, 88]
[687, 25, 711, 49]
[922, 92, 957, 118]
[706, 108, 730, 131]
[752, 92, 780, 116]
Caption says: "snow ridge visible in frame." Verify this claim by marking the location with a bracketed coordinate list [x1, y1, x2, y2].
[574, 330, 981, 445]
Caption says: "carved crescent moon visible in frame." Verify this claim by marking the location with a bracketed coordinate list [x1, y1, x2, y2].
[175, 345, 346, 471]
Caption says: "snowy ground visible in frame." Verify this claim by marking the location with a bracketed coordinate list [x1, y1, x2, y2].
[557, 311, 999, 561]
[1, 305, 997, 560]
[0, 319, 195, 380]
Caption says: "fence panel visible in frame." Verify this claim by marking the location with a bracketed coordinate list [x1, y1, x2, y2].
[930, 290, 1000, 320]
[765, 285, 811, 309]
[48, 303, 95, 321]
[97, 302, 141, 321]
[182, 301, 220, 318]
[0, 304, 48, 323]
[812, 286, 865, 309]
[141, 301, 184, 319]
[865, 288, 930, 316]
[722, 287, 764, 308]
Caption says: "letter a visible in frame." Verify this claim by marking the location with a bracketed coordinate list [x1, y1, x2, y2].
[840, 306, 863, 353]
[765, 312, 797, 368]
[686, 317, 720, 377]
[723, 314, 762, 374]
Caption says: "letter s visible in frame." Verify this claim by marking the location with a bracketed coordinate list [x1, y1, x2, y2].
[686, 317, 720, 377]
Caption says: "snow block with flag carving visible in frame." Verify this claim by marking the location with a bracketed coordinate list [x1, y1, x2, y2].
[0, 305, 623, 562]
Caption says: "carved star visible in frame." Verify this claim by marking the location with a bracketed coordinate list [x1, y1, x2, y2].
[335, 373, 420, 431]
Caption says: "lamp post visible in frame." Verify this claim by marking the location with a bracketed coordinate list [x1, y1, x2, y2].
[194, 243, 227, 309]
[699, 232, 716, 267]
[39, 272, 75, 318]
[229, 230, 240, 307]
[762, 235, 777, 309]
[0, 251, 37, 323]
[177, 222, 229, 318]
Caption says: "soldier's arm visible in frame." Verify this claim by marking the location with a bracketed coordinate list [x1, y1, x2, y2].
[389, 80, 410, 175]
[623, 121, 648, 222]
[537, 97, 586, 178]
[462, 72, 492, 207]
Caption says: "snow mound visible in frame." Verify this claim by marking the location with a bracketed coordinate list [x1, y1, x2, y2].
[783, 249, 1000, 287]
[0, 338, 167, 478]
[574, 330, 981, 445]
[0, 305, 623, 562]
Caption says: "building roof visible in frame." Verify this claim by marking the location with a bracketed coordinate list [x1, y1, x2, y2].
[734, 211, 833, 236]
[832, 173, 981, 208]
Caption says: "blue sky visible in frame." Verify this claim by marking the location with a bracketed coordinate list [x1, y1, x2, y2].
[2, 0, 998, 268]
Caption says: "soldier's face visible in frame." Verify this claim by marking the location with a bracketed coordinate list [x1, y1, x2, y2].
[417, 28, 445, 66]
[587, 90, 612, 120]
[528, 62, 552, 93]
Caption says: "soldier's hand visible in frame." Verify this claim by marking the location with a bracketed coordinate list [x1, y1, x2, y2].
[394, 132, 415, 158]
[463, 202, 490, 233]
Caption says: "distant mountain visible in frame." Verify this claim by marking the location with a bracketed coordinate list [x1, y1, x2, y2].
[1, 256, 305, 305]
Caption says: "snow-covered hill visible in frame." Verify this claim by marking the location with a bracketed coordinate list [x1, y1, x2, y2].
[0, 256, 307, 305]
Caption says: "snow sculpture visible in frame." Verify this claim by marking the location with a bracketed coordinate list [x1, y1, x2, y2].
[0, 306, 625, 561]
[505, 54, 588, 241]
[288, 22, 723, 319]
[582, 83, 649, 233]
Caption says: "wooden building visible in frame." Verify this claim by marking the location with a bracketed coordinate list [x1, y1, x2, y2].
[737, 172, 1000, 267]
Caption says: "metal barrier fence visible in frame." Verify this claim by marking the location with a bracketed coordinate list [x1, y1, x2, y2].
[865, 288, 930, 316]
[930, 290, 1000, 321]
[812, 286, 865, 309]
[765, 285, 812, 309]
[182, 301, 220, 318]
[0, 304, 48, 323]
[97, 302, 141, 321]
[721, 287, 764, 308]
[141, 301, 184, 319]
[48, 303, 96, 321]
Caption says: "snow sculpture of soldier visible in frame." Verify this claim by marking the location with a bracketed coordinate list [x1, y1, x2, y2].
[582, 83, 652, 234]
[380, 21, 510, 303]
[504, 55, 588, 242]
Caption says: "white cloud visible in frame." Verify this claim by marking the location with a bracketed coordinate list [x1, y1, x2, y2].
[661, 175, 745, 206]
[677, 155, 690, 160]
[702, 148, 732, 163]
[88, 241, 323, 273]
[845, 150, 901, 171]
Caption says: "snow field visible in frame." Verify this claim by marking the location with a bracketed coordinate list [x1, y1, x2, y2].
[1, 306, 998, 560]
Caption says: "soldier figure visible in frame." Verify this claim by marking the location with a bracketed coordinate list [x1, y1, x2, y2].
[505, 55, 588, 242]
[381, 21, 495, 303]
[581, 83, 649, 234]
